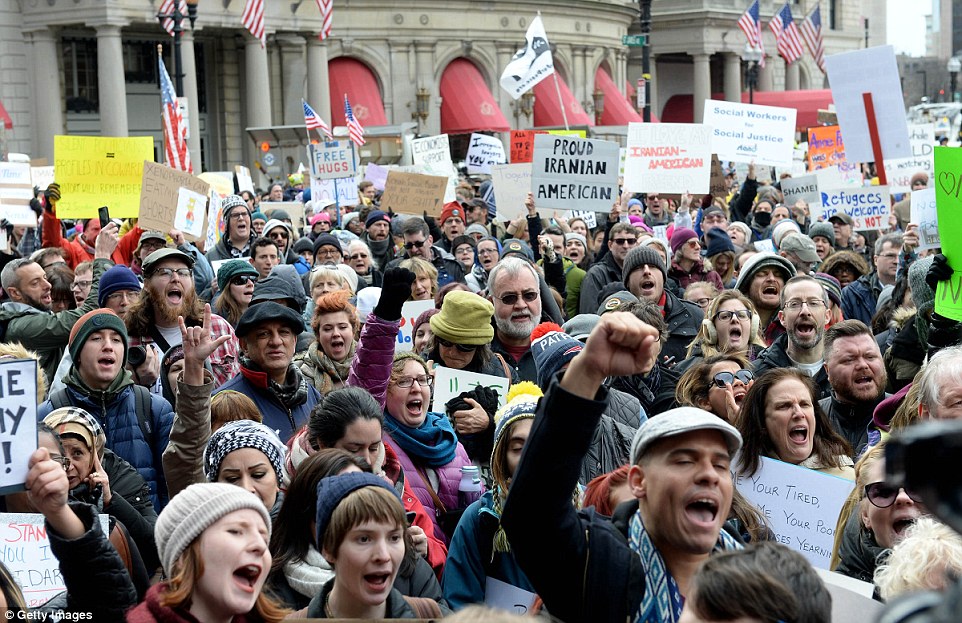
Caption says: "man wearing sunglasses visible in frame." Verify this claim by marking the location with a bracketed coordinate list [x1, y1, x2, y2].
[263, 218, 297, 265]
[385, 216, 465, 288]
[580, 222, 639, 314]
[487, 257, 545, 382]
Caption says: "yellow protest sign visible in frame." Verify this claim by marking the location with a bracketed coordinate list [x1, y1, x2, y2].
[54, 135, 154, 219]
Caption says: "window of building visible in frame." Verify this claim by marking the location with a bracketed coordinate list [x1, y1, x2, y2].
[63, 38, 98, 113]
[828, 0, 838, 30]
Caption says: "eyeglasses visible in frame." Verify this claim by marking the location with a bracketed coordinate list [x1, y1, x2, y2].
[228, 212, 249, 221]
[50, 454, 70, 471]
[691, 297, 711, 308]
[783, 299, 826, 311]
[864, 482, 923, 508]
[611, 238, 637, 246]
[70, 280, 92, 291]
[395, 375, 433, 388]
[348, 253, 369, 261]
[106, 290, 139, 302]
[404, 240, 427, 250]
[316, 248, 341, 258]
[685, 240, 701, 249]
[711, 369, 754, 388]
[497, 291, 539, 306]
[230, 274, 256, 286]
[437, 337, 478, 353]
[152, 268, 193, 279]
[715, 309, 752, 322]
[478, 248, 499, 256]
[876, 252, 899, 260]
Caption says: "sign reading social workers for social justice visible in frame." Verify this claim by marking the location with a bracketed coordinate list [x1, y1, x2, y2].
[54, 135, 154, 219]
[530, 135, 619, 212]
[0, 359, 38, 496]
[819, 186, 891, 230]
[310, 141, 357, 180]
[703, 100, 796, 168]
[466, 133, 507, 174]
[623, 123, 712, 194]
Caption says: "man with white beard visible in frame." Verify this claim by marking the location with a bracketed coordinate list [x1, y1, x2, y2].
[487, 257, 544, 382]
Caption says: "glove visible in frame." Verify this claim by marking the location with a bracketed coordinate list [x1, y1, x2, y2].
[43, 183, 61, 211]
[373, 267, 416, 321]
[469, 385, 500, 418]
[925, 254, 953, 293]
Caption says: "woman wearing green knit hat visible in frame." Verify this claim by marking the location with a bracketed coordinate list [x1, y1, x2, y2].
[213, 259, 259, 328]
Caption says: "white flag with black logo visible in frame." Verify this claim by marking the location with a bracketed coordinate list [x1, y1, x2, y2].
[499, 15, 555, 100]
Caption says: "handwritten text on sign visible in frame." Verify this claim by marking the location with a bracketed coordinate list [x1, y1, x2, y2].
[818, 186, 891, 230]
[412, 134, 452, 167]
[139, 162, 211, 242]
[911, 188, 939, 251]
[735, 456, 854, 569]
[933, 146, 962, 321]
[54, 135, 154, 219]
[490, 163, 533, 222]
[432, 366, 511, 413]
[623, 123, 712, 194]
[0, 359, 38, 496]
[703, 100, 796, 168]
[395, 300, 436, 353]
[884, 124, 935, 194]
[531, 135, 620, 212]
[309, 141, 357, 180]
[466, 133, 507, 175]
[379, 171, 448, 218]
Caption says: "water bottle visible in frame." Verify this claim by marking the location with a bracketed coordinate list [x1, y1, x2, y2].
[458, 465, 482, 507]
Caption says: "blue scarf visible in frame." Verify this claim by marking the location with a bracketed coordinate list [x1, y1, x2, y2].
[629, 509, 743, 623]
[383, 410, 459, 468]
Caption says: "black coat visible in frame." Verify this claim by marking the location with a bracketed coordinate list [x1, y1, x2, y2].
[753, 333, 832, 400]
[819, 393, 888, 459]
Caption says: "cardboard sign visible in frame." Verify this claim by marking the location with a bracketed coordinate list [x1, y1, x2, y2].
[30, 166, 55, 193]
[0, 163, 35, 225]
[490, 163, 533, 221]
[174, 187, 207, 239]
[379, 171, 448, 218]
[310, 176, 360, 209]
[911, 188, 939, 251]
[781, 174, 823, 214]
[709, 154, 728, 198]
[364, 163, 389, 191]
[933, 146, 962, 320]
[818, 186, 890, 230]
[530, 135, 619, 213]
[570, 210, 597, 229]
[395, 300, 436, 353]
[0, 359, 38, 496]
[260, 201, 306, 236]
[197, 171, 234, 197]
[431, 366, 511, 413]
[735, 456, 854, 569]
[824, 45, 911, 163]
[234, 165, 255, 194]
[309, 141, 357, 180]
[466, 133, 507, 174]
[807, 125, 847, 171]
[411, 134, 452, 168]
[138, 161, 211, 242]
[623, 123, 712, 194]
[484, 577, 538, 615]
[53, 135, 153, 218]
[703, 100, 796, 167]
[884, 123, 936, 193]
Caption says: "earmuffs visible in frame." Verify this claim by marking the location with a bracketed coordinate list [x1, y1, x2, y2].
[702, 311, 759, 345]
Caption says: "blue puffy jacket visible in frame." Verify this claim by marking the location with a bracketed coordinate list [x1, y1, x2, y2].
[213, 366, 320, 443]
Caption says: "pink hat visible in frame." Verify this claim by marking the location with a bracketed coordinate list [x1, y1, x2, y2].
[310, 212, 331, 225]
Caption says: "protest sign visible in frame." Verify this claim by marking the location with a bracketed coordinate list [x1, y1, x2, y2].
[911, 188, 939, 251]
[379, 171, 448, 218]
[709, 154, 728, 198]
[781, 174, 822, 214]
[174, 187, 208, 239]
[138, 161, 211, 241]
[490, 163, 532, 221]
[510, 130, 538, 163]
[395, 300, 435, 352]
[806, 125, 847, 171]
[818, 186, 891, 230]
[485, 577, 538, 615]
[735, 456, 854, 569]
[204, 190, 223, 251]
[0, 163, 36, 227]
[261, 201, 305, 234]
[466, 133, 507, 174]
[703, 100, 796, 168]
[653, 225, 668, 244]
[623, 123, 712, 194]
[0, 359, 38, 496]
[432, 366, 511, 413]
[309, 140, 357, 180]
[754, 238, 776, 253]
[197, 171, 234, 197]
[0, 512, 109, 606]
[412, 134, 452, 168]
[816, 569, 884, 622]
[30, 166, 55, 193]
[234, 165, 255, 194]
[933, 147, 962, 320]
[54, 135, 153, 218]
[824, 45, 911, 163]
[570, 210, 597, 229]
[310, 175, 360, 209]
[364, 163, 389, 191]
[530, 135, 619, 212]
[884, 123, 936, 193]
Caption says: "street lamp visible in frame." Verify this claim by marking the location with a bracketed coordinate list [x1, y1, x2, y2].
[742, 43, 762, 104]
[592, 89, 605, 125]
[638, 0, 652, 122]
[156, 0, 199, 96]
[948, 57, 960, 103]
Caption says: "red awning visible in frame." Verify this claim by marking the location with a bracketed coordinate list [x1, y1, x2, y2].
[440, 59, 510, 134]
[532, 74, 593, 127]
[660, 90, 833, 130]
[328, 57, 388, 127]
[595, 68, 643, 125]
[0, 99, 11, 130]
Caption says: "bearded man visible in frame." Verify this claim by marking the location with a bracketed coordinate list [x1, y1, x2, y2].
[487, 257, 545, 382]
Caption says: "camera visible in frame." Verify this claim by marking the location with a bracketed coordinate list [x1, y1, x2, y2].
[127, 345, 147, 369]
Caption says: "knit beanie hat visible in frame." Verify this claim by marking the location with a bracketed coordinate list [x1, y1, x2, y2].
[622, 245, 668, 284]
[263, 219, 293, 240]
[203, 420, 287, 484]
[342, 212, 360, 229]
[465, 223, 489, 239]
[430, 291, 494, 345]
[909, 255, 935, 312]
[155, 483, 271, 575]
[221, 195, 250, 230]
[808, 221, 836, 247]
[813, 272, 843, 308]
[530, 322, 585, 388]
[250, 210, 267, 223]
[216, 259, 259, 292]
[598, 290, 638, 315]
[414, 308, 440, 336]
[771, 219, 802, 249]
[501, 238, 534, 261]
[451, 235, 476, 252]
[310, 212, 331, 226]
[728, 221, 753, 244]
[670, 227, 698, 255]
[365, 210, 390, 229]
[734, 252, 797, 294]
[313, 233, 343, 259]
[97, 265, 142, 307]
[315, 472, 399, 549]
[355, 287, 381, 322]
[562, 314, 600, 341]
[43, 407, 106, 458]
[292, 237, 314, 255]
[565, 232, 588, 251]
[440, 202, 465, 225]
[704, 227, 736, 258]
[68, 309, 129, 366]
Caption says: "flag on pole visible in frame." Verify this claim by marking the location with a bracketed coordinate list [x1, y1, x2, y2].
[303, 99, 332, 139]
[157, 0, 188, 37]
[242, 0, 265, 48]
[800, 3, 826, 73]
[316, 0, 333, 40]
[769, 2, 805, 64]
[737, 0, 766, 68]
[344, 95, 365, 147]
[159, 52, 192, 173]
[499, 15, 555, 100]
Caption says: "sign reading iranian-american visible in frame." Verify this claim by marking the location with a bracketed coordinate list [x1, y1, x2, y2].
[623, 123, 712, 194]
[530, 135, 620, 212]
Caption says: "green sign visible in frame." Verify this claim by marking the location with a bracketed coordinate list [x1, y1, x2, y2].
[622, 34, 648, 47]
[933, 145, 962, 321]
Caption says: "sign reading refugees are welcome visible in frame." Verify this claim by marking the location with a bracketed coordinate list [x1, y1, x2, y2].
[703, 100, 796, 168]
[530, 135, 619, 212]
[623, 123, 712, 194]
[819, 186, 891, 230]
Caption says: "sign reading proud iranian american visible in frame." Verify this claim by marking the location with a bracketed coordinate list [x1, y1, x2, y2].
[530, 135, 620, 212]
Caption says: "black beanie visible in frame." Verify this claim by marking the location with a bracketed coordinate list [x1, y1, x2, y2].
[621, 245, 668, 284]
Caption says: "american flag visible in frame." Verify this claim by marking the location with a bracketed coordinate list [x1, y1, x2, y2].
[242, 0, 265, 48]
[769, 2, 805, 64]
[159, 53, 192, 173]
[344, 94, 365, 147]
[737, 0, 766, 68]
[303, 99, 332, 139]
[316, 0, 333, 40]
[157, 0, 188, 37]
[800, 3, 826, 73]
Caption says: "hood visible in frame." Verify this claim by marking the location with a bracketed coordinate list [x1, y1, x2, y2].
[889, 306, 916, 331]
[0, 301, 48, 317]
[820, 250, 870, 280]
[63, 365, 135, 401]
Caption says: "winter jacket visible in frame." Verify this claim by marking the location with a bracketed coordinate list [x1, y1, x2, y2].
[841, 272, 883, 326]
[162, 376, 215, 499]
[605, 386, 646, 430]
[213, 366, 319, 443]
[835, 508, 886, 589]
[302, 580, 425, 619]
[562, 259, 587, 319]
[41, 212, 93, 268]
[752, 333, 832, 400]
[386, 245, 466, 288]
[127, 582, 265, 622]
[729, 177, 760, 224]
[581, 413, 635, 485]
[668, 259, 725, 292]
[819, 392, 889, 460]
[38, 370, 174, 511]
[662, 289, 705, 364]
[204, 233, 254, 263]
[490, 333, 539, 383]
[884, 312, 926, 392]
[610, 363, 680, 417]
[579, 252, 623, 314]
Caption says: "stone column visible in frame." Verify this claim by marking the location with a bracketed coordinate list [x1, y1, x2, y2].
[758, 56, 774, 92]
[724, 52, 742, 103]
[27, 28, 64, 160]
[692, 53, 711, 123]
[307, 39, 331, 124]
[785, 60, 800, 91]
[180, 29, 202, 169]
[277, 35, 307, 126]
[245, 34, 272, 127]
[95, 24, 128, 136]
[414, 41, 438, 135]
[572, 46, 588, 110]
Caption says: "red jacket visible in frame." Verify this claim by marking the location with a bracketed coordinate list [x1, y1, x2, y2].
[42, 212, 92, 268]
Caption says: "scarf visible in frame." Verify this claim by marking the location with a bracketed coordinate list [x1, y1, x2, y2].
[240, 355, 309, 410]
[308, 341, 355, 395]
[284, 546, 335, 598]
[383, 410, 459, 468]
[470, 263, 488, 290]
[633, 365, 662, 413]
[76, 233, 96, 256]
[629, 510, 742, 623]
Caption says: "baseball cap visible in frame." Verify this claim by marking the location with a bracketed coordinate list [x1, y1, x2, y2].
[779, 233, 821, 264]
[629, 407, 743, 464]
[828, 212, 854, 226]
[141, 248, 195, 276]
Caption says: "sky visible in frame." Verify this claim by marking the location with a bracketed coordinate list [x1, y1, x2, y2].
[887, 0, 929, 56]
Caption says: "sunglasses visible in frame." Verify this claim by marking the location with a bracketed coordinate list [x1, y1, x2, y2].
[230, 274, 256, 286]
[611, 237, 637, 246]
[437, 337, 478, 353]
[497, 291, 538, 306]
[404, 240, 427, 250]
[864, 482, 923, 508]
[348, 253, 369, 261]
[711, 370, 754, 388]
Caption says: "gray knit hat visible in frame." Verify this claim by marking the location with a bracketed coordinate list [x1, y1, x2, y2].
[909, 255, 935, 312]
[808, 221, 836, 247]
[203, 420, 287, 483]
[562, 313, 600, 341]
[734, 252, 797, 294]
[622, 245, 668, 284]
[155, 483, 271, 575]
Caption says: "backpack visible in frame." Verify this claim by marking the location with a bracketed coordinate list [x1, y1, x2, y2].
[47, 385, 154, 447]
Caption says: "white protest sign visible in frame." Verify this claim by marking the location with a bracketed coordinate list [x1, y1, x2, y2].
[653, 225, 668, 244]
[813, 165, 845, 191]
[735, 456, 854, 569]
[234, 165, 255, 194]
[911, 188, 940, 250]
[30, 166, 55, 192]
[490, 163, 532, 221]
[618, 148, 626, 178]
[780, 174, 822, 214]
[825, 45, 911, 162]
[174, 187, 207, 239]
[623, 123, 712, 194]
[703, 100, 796, 168]
[210, 258, 246, 277]
[204, 190, 222, 251]
[466, 133, 507, 174]
[431, 366, 511, 413]
[531, 135, 619, 212]
[570, 210, 597, 229]
[310, 140, 357, 180]
[0, 359, 38, 495]
[365, 163, 389, 191]
[395, 300, 436, 353]
[754, 239, 775, 253]
[310, 175, 359, 208]
[0, 163, 34, 223]
[884, 124, 936, 193]
[815, 569, 885, 621]
[484, 577, 538, 615]
[819, 186, 891, 230]
[411, 134, 452, 168]
[0, 229, 7, 254]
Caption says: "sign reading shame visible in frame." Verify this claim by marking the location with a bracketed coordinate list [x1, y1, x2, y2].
[530, 135, 619, 212]
[819, 186, 891, 230]
[703, 100, 796, 168]
[623, 123, 712, 194]
[781, 174, 823, 214]
[0, 359, 38, 496]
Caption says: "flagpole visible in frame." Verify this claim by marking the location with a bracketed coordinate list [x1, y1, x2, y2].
[551, 75, 569, 131]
